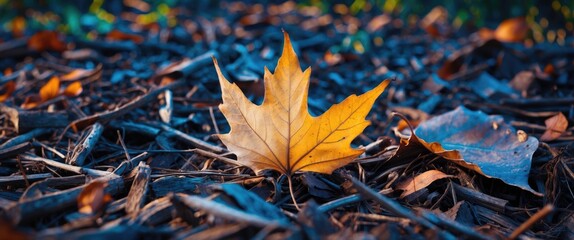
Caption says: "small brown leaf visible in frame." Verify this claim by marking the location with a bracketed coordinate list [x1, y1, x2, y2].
[420, 6, 449, 38]
[21, 95, 42, 109]
[0, 81, 16, 102]
[396, 170, 452, 198]
[77, 181, 112, 214]
[63, 81, 83, 97]
[11, 16, 26, 38]
[40, 76, 60, 101]
[106, 30, 144, 43]
[494, 17, 529, 43]
[540, 113, 568, 141]
[27, 31, 66, 52]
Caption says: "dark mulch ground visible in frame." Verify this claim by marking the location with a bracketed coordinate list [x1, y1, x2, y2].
[0, 1, 573, 239]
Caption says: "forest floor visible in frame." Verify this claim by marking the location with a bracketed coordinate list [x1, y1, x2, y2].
[0, 1, 573, 239]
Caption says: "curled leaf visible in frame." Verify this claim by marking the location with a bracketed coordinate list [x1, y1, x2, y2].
[396, 170, 453, 198]
[540, 113, 568, 141]
[412, 106, 540, 195]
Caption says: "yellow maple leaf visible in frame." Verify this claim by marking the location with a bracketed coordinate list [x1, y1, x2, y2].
[213, 32, 389, 176]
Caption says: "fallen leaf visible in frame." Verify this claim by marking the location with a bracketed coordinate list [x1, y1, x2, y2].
[477, 28, 494, 40]
[40, 76, 61, 101]
[63, 81, 83, 97]
[420, 6, 449, 38]
[21, 95, 42, 109]
[61, 69, 92, 81]
[509, 71, 535, 94]
[11, 16, 26, 38]
[540, 113, 568, 141]
[436, 51, 464, 80]
[396, 170, 453, 198]
[4, 67, 13, 76]
[366, 14, 391, 32]
[544, 64, 555, 75]
[0, 81, 16, 102]
[408, 106, 540, 195]
[106, 29, 144, 43]
[0, 219, 28, 240]
[494, 17, 529, 43]
[77, 181, 112, 214]
[214, 32, 390, 175]
[27, 31, 67, 52]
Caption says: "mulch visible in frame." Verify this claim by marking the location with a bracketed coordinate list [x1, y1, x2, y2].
[0, 1, 573, 239]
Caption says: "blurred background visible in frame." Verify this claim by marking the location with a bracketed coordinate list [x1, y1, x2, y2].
[0, 0, 572, 44]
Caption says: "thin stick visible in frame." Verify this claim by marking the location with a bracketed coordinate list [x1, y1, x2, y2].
[508, 204, 554, 240]
[16, 156, 30, 188]
[117, 130, 131, 161]
[287, 175, 301, 211]
[209, 107, 220, 135]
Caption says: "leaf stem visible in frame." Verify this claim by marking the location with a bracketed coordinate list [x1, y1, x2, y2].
[287, 175, 301, 211]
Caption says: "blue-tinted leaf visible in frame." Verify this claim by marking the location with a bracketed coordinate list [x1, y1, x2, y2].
[414, 106, 540, 195]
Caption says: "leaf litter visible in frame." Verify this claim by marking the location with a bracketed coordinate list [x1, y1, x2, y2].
[0, 2, 572, 239]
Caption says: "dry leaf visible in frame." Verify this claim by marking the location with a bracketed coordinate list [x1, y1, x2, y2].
[409, 106, 540, 195]
[540, 113, 568, 141]
[477, 28, 495, 40]
[214, 32, 389, 175]
[0, 81, 16, 102]
[77, 181, 112, 214]
[63, 81, 83, 97]
[61, 69, 91, 81]
[21, 95, 42, 109]
[40, 76, 61, 101]
[106, 29, 144, 43]
[27, 30, 66, 52]
[494, 17, 529, 43]
[0, 219, 28, 240]
[420, 6, 449, 38]
[396, 170, 452, 198]
[11, 16, 26, 38]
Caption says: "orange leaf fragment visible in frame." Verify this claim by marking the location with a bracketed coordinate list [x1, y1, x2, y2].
[477, 28, 495, 40]
[27, 31, 67, 52]
[61, 69, 91, 81]
[494, 17, 529, 43]
[11, 16, 26, 38]
[540, 112, 568, 141]
[4, 67, 13, 76]
[40, 76, 61, 101]
[63, 81, 83, 97]
[0, 81, 16, 102]
[214, 32, 390, 175]
[396, 170, 452, 198]
[106, 30, 144, 43]
[77, 181, 112, 214]
[21, 95, 42, 109]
